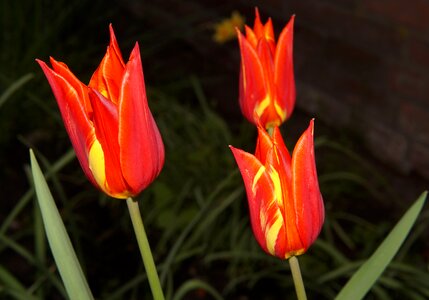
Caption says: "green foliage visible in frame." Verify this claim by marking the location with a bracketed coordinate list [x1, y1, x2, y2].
[30, 150, 93, 300]
[336, 192, 427, 300]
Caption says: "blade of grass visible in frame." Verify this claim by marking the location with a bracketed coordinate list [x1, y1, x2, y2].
[0, 232, 65, 296]
[0, 73, 34, 109]
[335, 191, 427, 300]
[0, 265, 38, 300]
[30, 149, 94, 300]
[0, 148, 75, 236]
[172, 279, 223, 300]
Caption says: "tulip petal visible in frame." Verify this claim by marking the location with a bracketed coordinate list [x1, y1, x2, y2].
[253, 8, 265, 38]
[271, 126, 292, 175]
[89, 90, 129, 197]
[274, 15, 295, 120]
[261, 127, 303, 258]
[49, 58, 94, 117]
[36, 59, 97, 187]
[118, 43, 165, 194]
[230, 146, 271, 253]
[244, 25, 258, 48]
[291, 119, 324, 249]
[230, 146, 288, 257]
[237, 30, 267, 125]
[89, 24, 125, 104]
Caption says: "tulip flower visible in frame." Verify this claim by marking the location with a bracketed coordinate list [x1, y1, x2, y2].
[37, 25, 164, 199]
[237, 9, 295, 129]
[230, 120, 324, 259]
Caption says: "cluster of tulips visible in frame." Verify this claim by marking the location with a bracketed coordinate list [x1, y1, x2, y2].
[36, 8, 324, 300]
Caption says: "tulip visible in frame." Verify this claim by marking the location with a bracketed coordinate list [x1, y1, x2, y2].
[37, 25, 164, 199]
[237, 8, 295, 129]
[230, 120, 324, 259]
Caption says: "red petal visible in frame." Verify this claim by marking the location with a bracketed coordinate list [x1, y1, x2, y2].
[230, 146, 272, 254]
[36, 58, 97, 187]
[268, 128, 303, 256]
[291, 119, 324, 250]
[252, 8, 275, 49]
[254, 125, 272, 164]
[263, 18, 275, 49]
[118, 43, 165, 194]
[237, 31, 267, 125]
[89, 89, 129, 196]
[244, 25, 258, 49]
[89, 24, 125, 104]
[274, 15, 296, 121]
[49, 57, 93, 117]
[272, 126, 292, 170]
[253, 7, 264, 38]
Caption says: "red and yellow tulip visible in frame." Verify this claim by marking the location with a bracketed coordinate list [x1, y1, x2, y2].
[237, 9, 295, 129]
[37, 25, 164, 199]
[230, 120, 324, 259]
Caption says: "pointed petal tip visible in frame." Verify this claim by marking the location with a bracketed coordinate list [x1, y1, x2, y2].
[35, 58, 46, 68]
[109, 24, 116, 40]
[229, 145, 240, 155]
[254, 7, 260, 17]
[308, 118, 315, 135]
[132, 42, 141, 54]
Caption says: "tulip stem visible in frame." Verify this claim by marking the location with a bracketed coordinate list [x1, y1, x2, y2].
[126, 197, 165, 300]
[289, 256, 307, 300]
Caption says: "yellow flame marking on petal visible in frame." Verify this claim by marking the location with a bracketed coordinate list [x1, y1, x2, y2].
[268, 167, 283, 207]
[88, 139, 108, 193]
[255, 95, 270, 118]
[274, 101, 287, 122]
[252, 165, 266, 193]
[99, 89, 109, 98]
[265, 211, 283, 255]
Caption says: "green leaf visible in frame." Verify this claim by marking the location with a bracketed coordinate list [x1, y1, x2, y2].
[30, 149, 94, 300]
[335, 191, 427, 300]
[0, 73, 34, 109]
[172, 279, 223, 300]
[0, 265, 38, 300]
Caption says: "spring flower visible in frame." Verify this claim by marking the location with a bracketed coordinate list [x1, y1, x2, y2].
[237, 8, 295, 129]
[213, 11, 245, 44]
[230, 120, 324, 259]
[37, 25, 164, 199]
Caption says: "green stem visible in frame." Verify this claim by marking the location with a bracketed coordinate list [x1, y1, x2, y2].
[289, 256, 307, 300]
[126, 197, 165, 300]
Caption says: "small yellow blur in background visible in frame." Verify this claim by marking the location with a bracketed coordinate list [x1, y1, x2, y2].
[213, 11, 245, 43]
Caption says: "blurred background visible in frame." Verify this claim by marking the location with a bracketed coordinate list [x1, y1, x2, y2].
[1, 0, 428, 299]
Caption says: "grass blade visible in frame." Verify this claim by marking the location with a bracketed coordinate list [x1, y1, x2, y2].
[335, 191, 427, 300]
[0, 73, 34, 109]
[29, 149, 94, 300]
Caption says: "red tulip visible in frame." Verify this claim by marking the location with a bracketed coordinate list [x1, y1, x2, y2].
[237, 8, 295, 129]
[230, 120, 324, 259]
[37, 25, 164, 199]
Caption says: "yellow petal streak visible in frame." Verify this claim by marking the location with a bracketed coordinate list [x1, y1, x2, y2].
[252, 165, 266, 192]
[88, 139, 108, 192]
[265, 211, 283, 255]
[100, 89, 109, 98]
[268, 167, 283, 207]
[255, 95, 270, 118]
[274, 101, 287, 122]
[263, 167, 285, 255]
